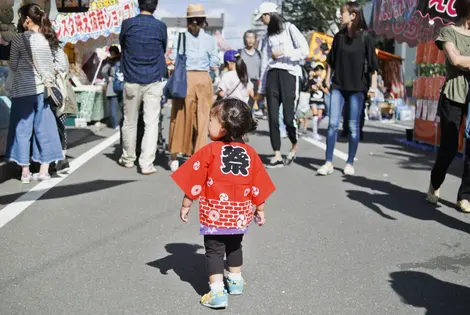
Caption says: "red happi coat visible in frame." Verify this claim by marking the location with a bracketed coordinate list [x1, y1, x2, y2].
[171, 141, 276, 234]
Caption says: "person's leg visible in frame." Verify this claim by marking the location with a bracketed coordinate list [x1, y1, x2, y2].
[325, 89, 345, 164]
[194, 72, 214, 152]
[312, 105, 320, 139]
[265, 70, 282, 162]
[458, 137, 470, 209]
[53, 113, 70, 174]
[202, 235, 228, 308]
[32, 94, 64, 177]
[430, 96, 462, 199]
[360, 97, 366, 141]
[120, 83, 143, 166]
[279, 104, 287, 138]
[225, 234, 244, 294]
[279, 71, 299, 160]
[108, 96, 119, 129]
[341, 101, 349, 137]
[248, 79, 258, 111]
[5, 96, 35, 180]
[139, 81, 162, 173]
[318, 108, 324, 120]
[345, 91, 365, 171]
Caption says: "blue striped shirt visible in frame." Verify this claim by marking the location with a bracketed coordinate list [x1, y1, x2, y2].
[119, 14, 167, 84]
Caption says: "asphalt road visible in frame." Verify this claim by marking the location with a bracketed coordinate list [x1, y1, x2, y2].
[1, 115, 470, 315]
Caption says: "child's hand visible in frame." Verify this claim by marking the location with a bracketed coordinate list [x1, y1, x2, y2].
[254, 210, 266, 226]
[180, 206, 190, 223]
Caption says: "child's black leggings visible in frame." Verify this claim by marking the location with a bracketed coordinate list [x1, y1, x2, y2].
[204, 234, 243, 275]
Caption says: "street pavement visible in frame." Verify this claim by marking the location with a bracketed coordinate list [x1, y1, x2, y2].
[1, 113, 470, 315]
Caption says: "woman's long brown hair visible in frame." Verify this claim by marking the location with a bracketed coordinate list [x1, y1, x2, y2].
[342, 1, 368, 37]
[18, 3, 60, 51]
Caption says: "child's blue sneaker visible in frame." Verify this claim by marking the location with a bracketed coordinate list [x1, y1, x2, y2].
[227, 278, 244, 295]
[200, 290, 228, 309]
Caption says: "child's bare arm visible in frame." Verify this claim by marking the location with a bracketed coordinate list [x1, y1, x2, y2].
[180, 194, 193, 223]
[255, 202, 266, 226]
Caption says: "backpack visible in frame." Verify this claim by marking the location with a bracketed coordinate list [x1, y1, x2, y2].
[113, 61, 124, 93]
[286, 23, 309, 92]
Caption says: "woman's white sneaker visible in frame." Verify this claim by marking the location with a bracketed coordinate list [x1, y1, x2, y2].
[343, 165, 355, 176]
[317, 164, 333, 176]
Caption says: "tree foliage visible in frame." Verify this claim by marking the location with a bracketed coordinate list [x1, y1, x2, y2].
[282, 0, 367, 34]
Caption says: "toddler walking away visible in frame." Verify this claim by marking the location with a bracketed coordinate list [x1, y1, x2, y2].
[309, 62, 328, 141]
[217, 50, 254, 103]
[171, 98, 276, 309]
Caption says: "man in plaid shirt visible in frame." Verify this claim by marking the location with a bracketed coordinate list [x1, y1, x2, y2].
[119, 0, 167, 175]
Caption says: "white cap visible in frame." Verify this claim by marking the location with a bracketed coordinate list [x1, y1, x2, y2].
[254, 2, 279, 21]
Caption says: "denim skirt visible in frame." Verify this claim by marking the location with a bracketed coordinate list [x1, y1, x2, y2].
[5, 93, 64, 165]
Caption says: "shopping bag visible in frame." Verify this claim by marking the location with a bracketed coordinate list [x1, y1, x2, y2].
[164, 33, 187, 99]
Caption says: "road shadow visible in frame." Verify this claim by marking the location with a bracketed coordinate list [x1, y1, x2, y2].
[103, 144, 170, 171]
[0, 180, 134, 205]
[389, 271, 470, 315]
[66, 128, 106, 150]
[343, 176, 470, 234]
[147, 243, 208, 296]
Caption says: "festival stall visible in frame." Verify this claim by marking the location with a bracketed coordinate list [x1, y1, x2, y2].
[308, 31, 405, 118]
[371, 0, 460, 150]
[52, 0, 138, 126]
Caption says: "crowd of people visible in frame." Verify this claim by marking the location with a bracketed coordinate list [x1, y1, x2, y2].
[5, 0, 470, 310]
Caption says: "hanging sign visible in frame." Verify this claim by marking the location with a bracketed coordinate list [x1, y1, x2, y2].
[416, 0, 458, 24]
[53, 0, 138, 44]
[371, 0, 454, 47]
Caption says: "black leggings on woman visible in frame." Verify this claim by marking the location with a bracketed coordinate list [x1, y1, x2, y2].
[265, 69, 299, 151]
[431, 95, 470, 201]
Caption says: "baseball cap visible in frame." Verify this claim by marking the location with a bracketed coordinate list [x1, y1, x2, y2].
[254, 2, 279, 21]
[224, 50, 238, 63]
[313, 62, 325, 69]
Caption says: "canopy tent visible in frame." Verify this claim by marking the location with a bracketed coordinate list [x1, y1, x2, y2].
[371, 0, 457, 47]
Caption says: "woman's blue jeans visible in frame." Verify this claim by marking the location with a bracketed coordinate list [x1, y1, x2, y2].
[6, 93, 63, 165]
[326, 89, 365, 164]
[108, 96, 120, 129]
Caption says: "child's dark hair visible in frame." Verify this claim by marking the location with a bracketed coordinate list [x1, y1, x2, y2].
[224, 53, 249, 86]
[235, 54, 249, 85]
[211, 98, 258, 143]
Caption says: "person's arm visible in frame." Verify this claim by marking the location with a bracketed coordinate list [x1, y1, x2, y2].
[443, 41, 470, 69]
[180, 194, 193, 222]
[162, 23, 168, 56]
[318, 78, 329, 94]
[119, 20, 127, 53]
[209, 36, 220, 70]
[365, 32, 379, 93]
[9, 35, 20, 72]
[249, 88, 255, 99]
[217, 74, 228, 98]
[101, 62, 111, 79]
[283, 23, 310, 62]
[258, 37, 271, 95]
[55, 49, 69, 73]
